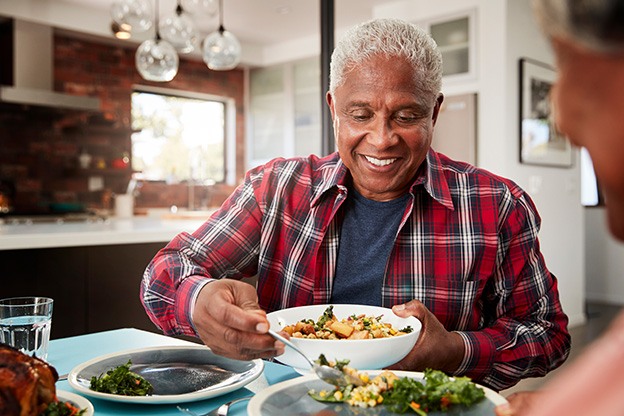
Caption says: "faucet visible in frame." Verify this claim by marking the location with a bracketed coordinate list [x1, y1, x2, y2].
[188, 178, 196, 211]
[188, 178, 215, 211]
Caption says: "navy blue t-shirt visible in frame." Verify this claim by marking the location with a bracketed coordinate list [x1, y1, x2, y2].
[330, 190, 409, 305]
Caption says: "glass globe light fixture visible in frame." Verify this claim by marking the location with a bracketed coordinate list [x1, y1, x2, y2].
[136, 36, 179, 82]
[202, 27, 241, 70]
[160, 2, 197, 54]
[110, 0, 152, 33]
[135, 0, 178, 82]
[202, 0, 241, 71]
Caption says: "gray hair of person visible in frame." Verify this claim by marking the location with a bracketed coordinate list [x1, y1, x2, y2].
[532, 0, 624, 54]
[329, 18, 442, 104]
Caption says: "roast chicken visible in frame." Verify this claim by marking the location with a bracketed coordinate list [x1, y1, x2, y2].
[0, 343, 58, 416]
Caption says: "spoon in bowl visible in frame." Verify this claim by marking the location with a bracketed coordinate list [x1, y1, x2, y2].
[267, 329, 363, 387]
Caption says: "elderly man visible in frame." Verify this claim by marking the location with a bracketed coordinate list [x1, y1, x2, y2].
[141, 18, 570, 391]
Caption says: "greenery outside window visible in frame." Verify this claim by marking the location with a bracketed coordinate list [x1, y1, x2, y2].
[131, 89, 227, 184]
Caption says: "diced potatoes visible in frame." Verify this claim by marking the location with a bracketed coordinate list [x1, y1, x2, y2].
[329, 321, 354, 338]
[282, 306, 410, 340]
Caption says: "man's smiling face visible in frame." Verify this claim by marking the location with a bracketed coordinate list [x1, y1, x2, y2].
[327, 54, 442, 202]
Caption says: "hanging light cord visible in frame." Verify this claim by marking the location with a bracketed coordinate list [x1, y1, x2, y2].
[218, 0, 225, 34]
[155, 0, 161, 41]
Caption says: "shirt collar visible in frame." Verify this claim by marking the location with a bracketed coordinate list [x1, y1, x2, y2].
[419, 149, 454, 210]
[310, 153, 349, 207]
[311, 150, 454, 211]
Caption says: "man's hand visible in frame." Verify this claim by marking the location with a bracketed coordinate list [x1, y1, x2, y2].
[387, 300, 464, 373]
[191, 279, 284, 360]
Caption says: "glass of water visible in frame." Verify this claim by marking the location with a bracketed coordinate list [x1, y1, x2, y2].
[0, 297, 54, 361]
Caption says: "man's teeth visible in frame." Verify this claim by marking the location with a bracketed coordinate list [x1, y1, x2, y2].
[364, 156, 397, 167]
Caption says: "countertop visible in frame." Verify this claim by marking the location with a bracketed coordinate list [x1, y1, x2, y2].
[0, 215, 208, 250]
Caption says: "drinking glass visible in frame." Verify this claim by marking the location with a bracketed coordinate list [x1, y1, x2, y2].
[0, 297, 54, 361]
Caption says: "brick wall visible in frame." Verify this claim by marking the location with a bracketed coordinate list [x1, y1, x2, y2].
[0, 33, 245, 214]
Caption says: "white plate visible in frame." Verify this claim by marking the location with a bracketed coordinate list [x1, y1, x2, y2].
[67, 345, 264, 404]
[248, 370, 507, 415]
[56, 390, 94, 416]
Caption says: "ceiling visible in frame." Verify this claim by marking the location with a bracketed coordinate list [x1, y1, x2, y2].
[60, 0, 399, 48]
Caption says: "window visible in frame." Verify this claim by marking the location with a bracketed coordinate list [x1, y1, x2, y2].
[131, 89, 227, 184]
[581, 147, 603, 207]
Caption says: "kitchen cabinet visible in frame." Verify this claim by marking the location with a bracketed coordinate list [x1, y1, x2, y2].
[249, 65, 286, 165]
[248, 57, 321, 167]
[2, 247, 87, 338]
[418, 10, 476, 82]
[1, 242, 165, 338]
[432, 93, 477, 165]
[293, 58, 322, 157]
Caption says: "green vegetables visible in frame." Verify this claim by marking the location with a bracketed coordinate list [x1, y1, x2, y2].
[382, 369, 486, 414]
[40, 401, 86, 416]
[89, 360, 153, 396]
[399, 325, 414, 334]
[317, 354, 351, 372]
[308, 368, 485, 415]
[316, 305, 335, 329]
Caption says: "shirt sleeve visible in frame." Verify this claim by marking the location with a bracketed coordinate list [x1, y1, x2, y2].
[453, 190, 571, 391]
[140, 171, 264, 337]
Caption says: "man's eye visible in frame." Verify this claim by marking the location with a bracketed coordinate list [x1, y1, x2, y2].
[396, 115, 418, 123]
[350, 112, 371, 121]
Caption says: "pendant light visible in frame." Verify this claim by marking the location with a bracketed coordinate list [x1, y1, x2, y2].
[110, 0, 152, 34]
[202, 0, 241, 71]
[135, 0, 179, 82]
[160, 0, 197, 54]
[111, 21, 132, 40]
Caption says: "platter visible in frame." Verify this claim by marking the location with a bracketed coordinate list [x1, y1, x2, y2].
[56, 390, 94, 416]
[248, 370, 507, 416]
[67, 345, 263, 404]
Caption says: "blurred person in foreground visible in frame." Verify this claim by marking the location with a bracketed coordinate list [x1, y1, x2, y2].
[141, 18, 570, 391]
[495, 0, 624, 414]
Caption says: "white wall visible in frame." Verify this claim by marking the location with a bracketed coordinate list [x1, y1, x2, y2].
[504, 1, 585, 326]
[585, 208, 624, 303]
[376, 0, 586, 327]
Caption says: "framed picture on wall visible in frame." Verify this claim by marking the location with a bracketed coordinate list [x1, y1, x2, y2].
[519, 57, 573, 167]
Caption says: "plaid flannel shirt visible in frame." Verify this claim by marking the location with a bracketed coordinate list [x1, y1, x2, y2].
[141, 150, 570, 390]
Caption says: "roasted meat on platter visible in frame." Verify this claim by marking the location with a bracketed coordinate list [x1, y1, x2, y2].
[0, 343, 59, 416]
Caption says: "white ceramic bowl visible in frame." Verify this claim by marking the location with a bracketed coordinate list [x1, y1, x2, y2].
[267, 304, 421, 371]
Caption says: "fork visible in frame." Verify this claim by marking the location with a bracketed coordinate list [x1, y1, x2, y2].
[177, 396, 251, 416]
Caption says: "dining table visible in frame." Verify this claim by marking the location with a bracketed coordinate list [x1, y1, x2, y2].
[49, 327, 301, 416]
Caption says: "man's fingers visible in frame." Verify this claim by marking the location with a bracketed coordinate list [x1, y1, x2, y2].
[208, 301, 268, 333]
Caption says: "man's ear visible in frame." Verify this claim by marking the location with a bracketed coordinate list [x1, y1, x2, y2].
[432, 93, 444, 126]
[326, 91, 336, 119]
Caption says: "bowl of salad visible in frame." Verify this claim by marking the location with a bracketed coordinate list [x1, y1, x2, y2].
[267, 304, 421, 372]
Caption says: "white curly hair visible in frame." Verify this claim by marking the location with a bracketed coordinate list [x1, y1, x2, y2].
[329, 18, 443, 105]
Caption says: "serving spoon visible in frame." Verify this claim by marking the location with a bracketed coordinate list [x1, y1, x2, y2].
[267, 329, 363, 387]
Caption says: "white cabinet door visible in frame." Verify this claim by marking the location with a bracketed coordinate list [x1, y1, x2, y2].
[419, 10, 477, 82]
[248, 57, 322, 169]
[432, 93, 477, 165]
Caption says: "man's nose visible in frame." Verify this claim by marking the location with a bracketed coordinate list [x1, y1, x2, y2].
[368, 118, 398, 148]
